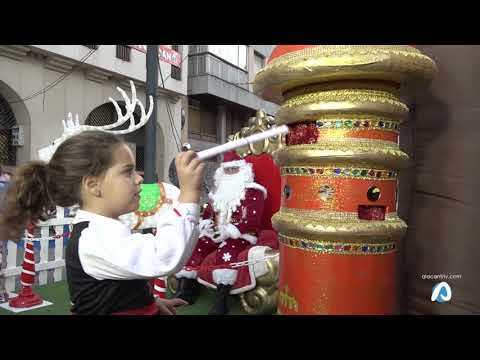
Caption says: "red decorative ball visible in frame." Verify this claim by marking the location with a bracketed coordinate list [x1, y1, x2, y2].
[286, 122, 318, 145]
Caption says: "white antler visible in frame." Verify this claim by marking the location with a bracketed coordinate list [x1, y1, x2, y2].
[62, 113, 81, 136]
[107, 94, 154, 135]
[80, 81, 139, 131]
[63, 80, 153, 134]
[38, 81, 154, 162]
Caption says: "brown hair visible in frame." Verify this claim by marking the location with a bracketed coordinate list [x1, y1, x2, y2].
[0, 131, 124, 241]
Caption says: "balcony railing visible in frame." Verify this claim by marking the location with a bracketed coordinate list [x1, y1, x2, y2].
[188, 52, 248, 90]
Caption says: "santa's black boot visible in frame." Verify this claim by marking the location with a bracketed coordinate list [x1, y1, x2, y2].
[208, 284, 232, 315]
[174, 278, 200, 305]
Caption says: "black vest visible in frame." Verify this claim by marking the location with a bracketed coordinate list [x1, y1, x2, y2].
[65, 221, 154, 315]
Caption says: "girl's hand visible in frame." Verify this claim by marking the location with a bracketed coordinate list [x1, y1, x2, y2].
[176, 151, 205, 204]
[155, 297, 188, 315]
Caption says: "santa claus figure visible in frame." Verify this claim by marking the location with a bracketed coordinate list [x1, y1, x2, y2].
[174, 151, 268, 313]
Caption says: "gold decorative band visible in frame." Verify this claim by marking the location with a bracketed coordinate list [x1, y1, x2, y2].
[283, 80, 402, 99]
[294, 113, 401, 123]
[253, 45, 438, 104]
[276, 89, 408, 125]
[279, 234, 397, 255]
[272, 209, 407, 242]
[284, 89, 402, 106]
[273, 143, 409, 169]
[278, 207, 402, 221]
[267, 45, 423, 67]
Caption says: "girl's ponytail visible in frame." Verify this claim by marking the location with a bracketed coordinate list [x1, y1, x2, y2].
[0, 161, 54, 241]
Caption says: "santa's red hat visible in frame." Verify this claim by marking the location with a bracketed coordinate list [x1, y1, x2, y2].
[221, 150, 246, 169]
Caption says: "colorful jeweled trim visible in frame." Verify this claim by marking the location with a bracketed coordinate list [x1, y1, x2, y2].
[279, 234, 396, 255]
[315, 119, 399, 131]
[281, 167, 398, 180]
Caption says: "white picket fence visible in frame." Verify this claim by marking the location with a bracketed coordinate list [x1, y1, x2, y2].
[2, 207, 73, 293]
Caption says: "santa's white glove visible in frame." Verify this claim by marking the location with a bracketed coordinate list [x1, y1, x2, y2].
[199, 219, 214, 233]
[211, 225, 230, 243]
[199, 219, 215, 238]
[211, 224, 241, 243]
[223, 223, 241, 239]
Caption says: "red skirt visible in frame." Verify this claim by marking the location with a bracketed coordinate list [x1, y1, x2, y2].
[111, 301, 159, 315]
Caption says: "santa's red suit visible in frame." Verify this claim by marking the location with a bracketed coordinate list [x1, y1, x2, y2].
[197, 153, 280, 298]
[199, 183, 266, 284]
[175, 150, 281, 314]
[197, 152, 280, 300]
[210, 151, 283, 314]
[174, 151, 267, 305]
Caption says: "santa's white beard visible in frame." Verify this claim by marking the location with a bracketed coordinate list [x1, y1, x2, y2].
[211, 163, 253, 224]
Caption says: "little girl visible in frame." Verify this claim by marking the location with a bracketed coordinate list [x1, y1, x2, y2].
[0, 130, 205, 315]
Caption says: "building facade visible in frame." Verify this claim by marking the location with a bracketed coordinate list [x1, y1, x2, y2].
[0, 45, 277, 183]
[0, 45, 188, 181]
[186, 45, 278, 155]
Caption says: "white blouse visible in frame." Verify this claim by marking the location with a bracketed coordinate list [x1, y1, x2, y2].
[73, 201, 199, 281]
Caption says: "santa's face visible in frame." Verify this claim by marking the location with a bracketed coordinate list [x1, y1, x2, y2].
[213, 162, 253, 190]
[211, 161, 254, 224]
[224, 166, 240, 175]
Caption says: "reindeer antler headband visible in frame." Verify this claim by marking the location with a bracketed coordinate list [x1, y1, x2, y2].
[38, 81, 153, 162]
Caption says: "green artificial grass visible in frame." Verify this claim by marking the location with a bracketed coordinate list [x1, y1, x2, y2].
[0, 281, 247, 315]
[0, 281, 71, 315]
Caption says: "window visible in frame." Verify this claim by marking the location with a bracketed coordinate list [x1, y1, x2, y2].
[253, 51, 265, 76]
[171, 45, 181, 80]
[226, 109, 249, 137]
[208, 45, 248, 71]
[189, 100, 201, 136]
[116, 45, 131, 61]
[188, 99, 217, 142]
[85, 102, 139, 129]
[0, 95, 16, 166]
[83, 45, 98, 50]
